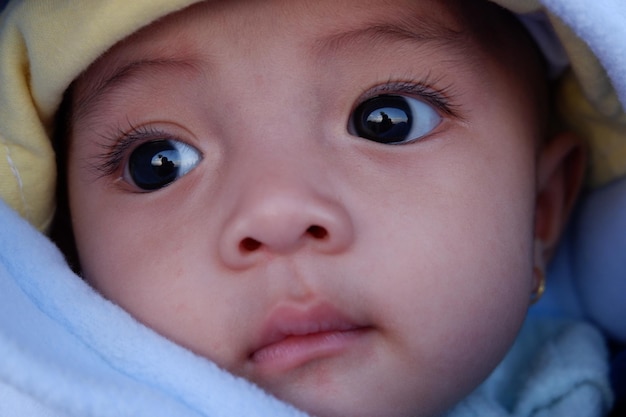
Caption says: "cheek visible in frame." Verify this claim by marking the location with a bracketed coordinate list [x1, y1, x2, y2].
[377, 224, 531, 410]
[69, 179, 190, 315]
[354, 138, 537, 388]
[70, 194, 179, 303]
[69, 196, 241, 360]
[372, 192, 533, 345]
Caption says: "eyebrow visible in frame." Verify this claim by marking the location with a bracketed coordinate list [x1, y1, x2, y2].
[74, 57, 202, 122]
[315, 15, 468, 55]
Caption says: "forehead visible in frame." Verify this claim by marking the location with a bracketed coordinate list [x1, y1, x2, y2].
[74, 0, 496, 112]
[125, 0, 471, 43]
[79, 0, 487, 74]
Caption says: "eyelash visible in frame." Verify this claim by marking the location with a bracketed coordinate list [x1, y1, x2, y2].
[93, 123, 172, 179]
[358, 76, 461, 119]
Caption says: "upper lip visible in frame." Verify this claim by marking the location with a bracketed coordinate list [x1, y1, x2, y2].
[248, 301, 366, 361]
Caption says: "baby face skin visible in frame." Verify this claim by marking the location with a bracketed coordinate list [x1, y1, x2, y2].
[66, 0, 573, 416]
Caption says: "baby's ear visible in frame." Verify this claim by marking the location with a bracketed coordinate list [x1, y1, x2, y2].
[534, 131, 587, 259]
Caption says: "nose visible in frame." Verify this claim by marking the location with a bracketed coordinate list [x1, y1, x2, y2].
[218, 177, 354, 270]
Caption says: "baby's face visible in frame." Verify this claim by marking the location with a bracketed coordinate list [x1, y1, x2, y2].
[67, 0, 546, 416]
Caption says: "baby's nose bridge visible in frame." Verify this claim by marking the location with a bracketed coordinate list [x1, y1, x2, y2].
[212, 56, 354, 267]
[220, 50, 325, 142]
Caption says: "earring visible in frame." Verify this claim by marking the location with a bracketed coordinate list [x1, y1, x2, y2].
[531, 238, 546, 305]
[530, 266, 546, 305]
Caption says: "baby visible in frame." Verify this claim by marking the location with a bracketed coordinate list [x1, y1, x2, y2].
[0, 0, 616, 416]
[54, 0, 586, 415]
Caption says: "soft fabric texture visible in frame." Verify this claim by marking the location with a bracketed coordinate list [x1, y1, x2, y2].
[0, 200, 613, 417]
[446, 317, 612, 417]
[0, 0, 624, 416]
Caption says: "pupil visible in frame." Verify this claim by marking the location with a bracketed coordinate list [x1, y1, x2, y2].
[356, 96, 413, 143]
[130, 140, 180, 190]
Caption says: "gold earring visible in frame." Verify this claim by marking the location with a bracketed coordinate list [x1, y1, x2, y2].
[530, 266, 546, 305]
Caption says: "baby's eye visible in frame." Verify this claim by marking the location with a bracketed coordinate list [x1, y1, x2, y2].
[351, 94, 442, 144]
[126, 139, 201, 191]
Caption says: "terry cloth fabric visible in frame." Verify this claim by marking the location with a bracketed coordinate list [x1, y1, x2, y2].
[0, 0, 625, 231]
[0, 200, 613, 417]
[446, 317, 613, 417]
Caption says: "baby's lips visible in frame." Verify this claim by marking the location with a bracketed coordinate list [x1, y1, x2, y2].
[248, 301, 370, 365]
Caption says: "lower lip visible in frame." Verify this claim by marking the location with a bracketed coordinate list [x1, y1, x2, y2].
[250, 328, 370, 373]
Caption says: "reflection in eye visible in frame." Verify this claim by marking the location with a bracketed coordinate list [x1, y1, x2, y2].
[127, 139, 201, 191]
[352, 95, 441, 144]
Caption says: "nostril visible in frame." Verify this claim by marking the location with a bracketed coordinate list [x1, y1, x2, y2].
[240, 237, 262, 252]
[237, 226, 329, 254]
[307, 225, 328, 239]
